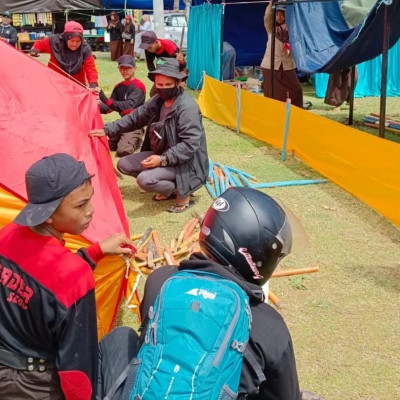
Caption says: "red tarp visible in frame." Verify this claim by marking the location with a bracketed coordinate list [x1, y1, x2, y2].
[0, 41, 129, 243]
[0, 42, 138, 338]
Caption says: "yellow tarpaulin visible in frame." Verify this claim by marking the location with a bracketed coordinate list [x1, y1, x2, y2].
[198, 75, 400, 228]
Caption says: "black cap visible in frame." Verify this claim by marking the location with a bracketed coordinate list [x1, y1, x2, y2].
[1, 11, 12, 18]
[14, 153, 92, 227]
[118, 55, 136, 68]
[148, 57, 188, 82]
[139, 30, 157, 49]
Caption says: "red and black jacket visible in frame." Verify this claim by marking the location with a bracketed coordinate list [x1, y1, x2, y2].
[145, 38, 187, 72]
[0, 223, 104, 400]
[100, 78, 146, 117]
[32, 37, 98, 87]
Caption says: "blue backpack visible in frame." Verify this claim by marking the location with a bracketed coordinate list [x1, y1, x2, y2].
[121, 270, 252, 400]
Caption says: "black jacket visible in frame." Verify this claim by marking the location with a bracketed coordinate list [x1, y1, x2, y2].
[139, 253, 300, 400]
[104, 89, 208, 198]
[100, 78, 146, 116]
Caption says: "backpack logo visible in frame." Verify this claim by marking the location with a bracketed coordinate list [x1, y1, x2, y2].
[186, 288, 216, 300]
[212, 197, 230, 212]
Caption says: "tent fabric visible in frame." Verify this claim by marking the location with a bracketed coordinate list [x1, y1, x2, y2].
[0, 41, 140, 338]
[288, 0, 400, 73]
[187, 3, 222, 90]
[191, 0, 267, 67]
[341, 0, 376, 27]
[314, 38, 400, 97]
[0, 0, 102, 13]
[198, 75, 400, 229]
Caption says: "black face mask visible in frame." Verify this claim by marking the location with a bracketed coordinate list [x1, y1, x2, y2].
[156, 85, 179, 101]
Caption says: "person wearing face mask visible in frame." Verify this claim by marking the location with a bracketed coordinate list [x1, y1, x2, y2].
[30, 21, 99, 89]
[90, 58, 208, 213]
[261, 2, 303, 108]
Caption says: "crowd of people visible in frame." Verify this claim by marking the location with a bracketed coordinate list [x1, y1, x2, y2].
[0, 7, 329, 400]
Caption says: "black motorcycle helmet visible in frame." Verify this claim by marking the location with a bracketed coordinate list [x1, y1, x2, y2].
[199, 187, 292, 286]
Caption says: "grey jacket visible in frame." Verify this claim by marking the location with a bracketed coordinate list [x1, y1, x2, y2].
[104, 89, 208, 198]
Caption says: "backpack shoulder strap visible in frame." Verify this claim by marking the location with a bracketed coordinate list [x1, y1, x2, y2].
[102, 357, 137, 400]
[244, 347, 266, 386]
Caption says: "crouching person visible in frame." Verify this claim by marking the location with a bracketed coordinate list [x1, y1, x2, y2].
[91, 57, 208, 213]
[96, 188, 301, 400]
[0, 153, 135, 400]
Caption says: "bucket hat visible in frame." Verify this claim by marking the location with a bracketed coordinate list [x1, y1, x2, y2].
[14, 153, 92, 227]
[148, 58, 188, 82]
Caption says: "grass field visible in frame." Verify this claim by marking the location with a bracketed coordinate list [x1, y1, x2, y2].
[94, 52, 400, 400]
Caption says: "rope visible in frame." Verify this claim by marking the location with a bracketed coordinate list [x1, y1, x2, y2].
[29, 53, 92, 90]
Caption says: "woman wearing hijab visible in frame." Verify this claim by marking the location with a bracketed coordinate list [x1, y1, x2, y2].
[261, 2, 303, 108]
[107, 11, 123, 61]
[122, 15, 135, 56]
[30, 21, 98, 88]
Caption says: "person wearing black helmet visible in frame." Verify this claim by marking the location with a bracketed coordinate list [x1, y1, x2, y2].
[138, 187, 299, 399]
[95, 188, 300, 400]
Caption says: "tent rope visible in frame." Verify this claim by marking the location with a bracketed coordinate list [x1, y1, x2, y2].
[29, 53, 93, 90]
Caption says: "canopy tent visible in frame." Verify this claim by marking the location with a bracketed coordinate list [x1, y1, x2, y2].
[102, 0, 185, 9]
[0, 0, 102, 13]
[0, 41, 140, 340]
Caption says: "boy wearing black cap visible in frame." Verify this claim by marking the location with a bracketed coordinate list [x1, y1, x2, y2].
[0, 11, 17, 47]
[97, 55, 146, 157]
[0, 153, 135, 400]
[140, 30, 186, 73]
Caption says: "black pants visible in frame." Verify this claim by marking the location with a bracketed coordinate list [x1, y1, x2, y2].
[97, 327, 139, 400]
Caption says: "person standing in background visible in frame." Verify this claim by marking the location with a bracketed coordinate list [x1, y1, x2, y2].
[261, 2, 303, 108]
[0, 11, 17, 48]
[122, 15, 135, 56]
[107, 11, 123, 61]
[135, 15, 152, 61]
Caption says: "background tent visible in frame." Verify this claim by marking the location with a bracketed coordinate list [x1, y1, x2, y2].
[0, 0, 102, 12]
[187, 0, 400, 94]
[287, 0, 400, 73]
[0, 41, 139, 339]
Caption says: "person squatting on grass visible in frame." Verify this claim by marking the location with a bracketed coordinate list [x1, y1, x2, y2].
[0, 153, 135, 400]
[30, 21, 99, 89]
[96, 188, 301, 399]
[91, 57, 209, 214]
[97, 55, 146, 157]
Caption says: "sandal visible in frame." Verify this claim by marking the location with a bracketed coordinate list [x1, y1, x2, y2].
[152, 193, 176, 201]
[166, 200, 195, 213]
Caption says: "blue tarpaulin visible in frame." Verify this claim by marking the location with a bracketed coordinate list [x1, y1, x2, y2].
[314, 38, 400, 97]
[287, 0, 400, 73]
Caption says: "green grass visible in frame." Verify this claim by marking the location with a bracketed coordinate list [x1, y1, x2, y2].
[94, 52, 400, 400]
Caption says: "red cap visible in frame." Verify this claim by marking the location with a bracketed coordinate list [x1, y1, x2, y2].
[125, 15, 132, 20]
[63, 21, 84, 35]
